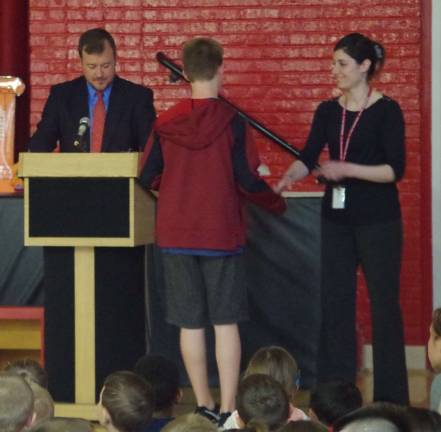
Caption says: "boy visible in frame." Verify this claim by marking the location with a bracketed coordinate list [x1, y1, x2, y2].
[134, 354, 181, 432]
[139, 37, 286, 425]
[309, 378, 362, 427]
[98, 371, 154, 432]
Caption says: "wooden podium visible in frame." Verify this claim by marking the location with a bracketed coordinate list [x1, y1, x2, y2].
[18, 152, 155, 419]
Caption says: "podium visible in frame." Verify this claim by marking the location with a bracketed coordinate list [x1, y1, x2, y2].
[19, 152, 155, 419]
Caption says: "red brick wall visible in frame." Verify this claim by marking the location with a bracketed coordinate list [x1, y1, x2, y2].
[28, 0, 428, 345]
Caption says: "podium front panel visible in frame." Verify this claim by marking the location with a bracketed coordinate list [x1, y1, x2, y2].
[28, 178, 130, 238]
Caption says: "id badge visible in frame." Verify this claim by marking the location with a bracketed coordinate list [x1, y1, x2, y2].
[332, 186, 346, 209]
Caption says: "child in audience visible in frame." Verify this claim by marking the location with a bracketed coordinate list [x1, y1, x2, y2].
[278, 421, 327, 432]
[4, 358, 48, 389]
[223, 346, 306, 429]
[309, 378, 362, 427]
[234, 374, 289, 432]
[29, 418, 93, 432]
[98, 371, 154, 432]
[162, 414, 218, 432]
[27, 381, 54, 426]
[134, 354, 182, 432]
[0, 372, 36, 432]
[428, 307, 441, 413]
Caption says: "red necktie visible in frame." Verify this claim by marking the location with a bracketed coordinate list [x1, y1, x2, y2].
[91, 91, 105, 152]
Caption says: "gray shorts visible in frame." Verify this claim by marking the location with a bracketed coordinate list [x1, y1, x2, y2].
[161, 253, 248, 328]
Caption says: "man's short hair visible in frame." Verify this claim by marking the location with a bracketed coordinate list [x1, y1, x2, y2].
[310, 379, 362, 426]
[0, 372, 34, 432]
[5, 359, 48, 389]
[78, 28, 116, 57]
[102, 371, 154, 432]
[134, 354, 180, 412]
[183, 37, 223, 82]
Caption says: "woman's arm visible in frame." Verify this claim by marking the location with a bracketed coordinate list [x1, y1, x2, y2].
[313, 161, 396, 183]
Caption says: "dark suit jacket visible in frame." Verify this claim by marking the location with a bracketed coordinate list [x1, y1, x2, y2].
[28, 75, 156, 152]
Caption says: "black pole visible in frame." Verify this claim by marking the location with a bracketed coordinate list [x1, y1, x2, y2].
[156, 52, 301, 159]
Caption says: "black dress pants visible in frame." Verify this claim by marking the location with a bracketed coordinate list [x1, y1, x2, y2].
[317, 218, 409, 405]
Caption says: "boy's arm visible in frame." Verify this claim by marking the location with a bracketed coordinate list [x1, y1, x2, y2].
[231, 116, 286, 214]
[138, 130, 163, 190]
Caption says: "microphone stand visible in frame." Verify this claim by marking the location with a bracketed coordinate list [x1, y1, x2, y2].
[156, 52, 302, 159]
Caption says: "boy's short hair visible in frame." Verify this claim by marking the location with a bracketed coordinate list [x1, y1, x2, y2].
[5, 359, 48, 389]
[310, 379, 362, 426]
[102, 371, 154, 432]
[134, 354, 180, 412]
[162, 414, 217, 432]
[237, 374, 289, 431]
[0, 372, 34, 432]
[183, 37, 223, 82]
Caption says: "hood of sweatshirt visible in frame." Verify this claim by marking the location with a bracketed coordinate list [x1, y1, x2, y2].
[155, 98, 236, 150]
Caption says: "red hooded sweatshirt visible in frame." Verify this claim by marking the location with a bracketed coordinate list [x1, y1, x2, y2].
[139, 98, 286, 251]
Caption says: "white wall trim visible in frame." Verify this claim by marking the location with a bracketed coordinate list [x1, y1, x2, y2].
[433, 0, 441, 308]
[362, 345, 426, 370]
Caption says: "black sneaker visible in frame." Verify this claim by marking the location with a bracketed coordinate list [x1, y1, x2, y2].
[218, 412, 232, 428]
[194, 404, 220, 423]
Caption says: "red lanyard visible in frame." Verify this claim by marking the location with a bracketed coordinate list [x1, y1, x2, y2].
[339, 88, 372, 161]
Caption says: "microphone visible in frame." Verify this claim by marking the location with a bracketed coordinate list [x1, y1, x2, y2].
[73, 117, 89, 151]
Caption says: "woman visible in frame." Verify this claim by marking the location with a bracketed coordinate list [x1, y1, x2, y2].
[276, 33, 408, 405]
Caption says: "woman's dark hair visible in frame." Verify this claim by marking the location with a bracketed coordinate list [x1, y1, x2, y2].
[237, 374, 289, 432]
[334, 32, 385, 80]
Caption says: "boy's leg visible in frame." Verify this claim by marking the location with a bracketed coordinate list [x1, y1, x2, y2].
[203, 255, 247, 415]
[214, 323, 241, 413]
[180, 327, 215, 409]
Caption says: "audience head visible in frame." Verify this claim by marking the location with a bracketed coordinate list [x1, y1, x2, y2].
[309, 378, 362, 426]
[162, 414, 218, 432]
[244, 346, 300, 400]
[278, 421, 328, 432]
[4, 359, 48, 389]
[0, 372, 35, 432]
[28, 418, 93, 432]
[134, 354, 181, 414]
[99, 371, 154, 432]
[183, 37, 223, 82]
[27, 381, 54, 425]
[334, 32, 385, 81]
[428, 307, 441, 372]
[236, 373, 289, 432]
[333, 402, 409, 432]
[405, 407, 441, 432]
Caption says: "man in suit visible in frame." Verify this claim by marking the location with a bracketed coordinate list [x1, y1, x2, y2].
[29, 28, 155, 152]
[28, 28, 156, 403]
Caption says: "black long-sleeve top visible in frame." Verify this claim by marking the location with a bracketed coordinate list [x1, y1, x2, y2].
[299, 96, 406, 226]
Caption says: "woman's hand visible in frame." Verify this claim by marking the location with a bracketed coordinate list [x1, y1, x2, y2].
[312, 160, 351, 182]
